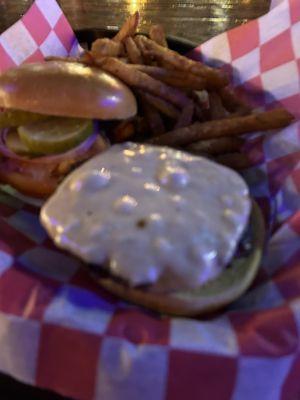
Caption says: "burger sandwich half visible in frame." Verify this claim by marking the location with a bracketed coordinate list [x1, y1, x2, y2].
[0, 61, 137, 197]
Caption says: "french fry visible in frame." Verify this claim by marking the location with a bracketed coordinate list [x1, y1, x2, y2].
[149, 24, 168, 47]
[186, 137, 244, 155]
[215, 153, 252, 170]
[134, 35, 154, 64]
[194, 104, 205, 121]
[137, 36, 229, 89]
[208, 92, 228, 120]
[192, 90, 210, 120]
[147, 109, 294, 146]
[113, 11, 140, 42]
[118, 57, 130, 64]
[193, 90, 209, 109]
[130, 65, 206, 90]
[91, 38, 124, 58]
[175, 101, 194, 128]
[218, 87, 252, 114]
[45, 56, 80, 63]
[113, 120, 135, 142]
[134, 116, 148, 139]
[99, 57, 190, 108]
[141, 97, 165, 136]
[124, 37, 144, 64]
[140, 91, 180, 119]
[79, 51, 95, 65]
[155, 57, 177, 70]
[84, 19, 293, 156]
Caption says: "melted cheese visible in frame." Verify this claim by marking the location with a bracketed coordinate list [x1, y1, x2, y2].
[40, 143, 251, 292]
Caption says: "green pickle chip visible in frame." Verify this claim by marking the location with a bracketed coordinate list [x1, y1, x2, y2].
[0, 109, 47, 128]
[6, 129, 33, 156]
[18, 117, 93, 155]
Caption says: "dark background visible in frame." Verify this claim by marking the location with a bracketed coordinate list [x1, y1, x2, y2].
[1, 0, 270, 43]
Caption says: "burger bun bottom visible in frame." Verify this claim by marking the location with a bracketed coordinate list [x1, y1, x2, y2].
[91, 200, 265, 316]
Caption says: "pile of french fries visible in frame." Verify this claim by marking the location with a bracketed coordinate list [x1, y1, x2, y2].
[47, 12, 293, 170]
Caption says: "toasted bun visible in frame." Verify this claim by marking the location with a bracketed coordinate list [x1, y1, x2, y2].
[92, 201, 265, 316]
[0, 61, 137, 120]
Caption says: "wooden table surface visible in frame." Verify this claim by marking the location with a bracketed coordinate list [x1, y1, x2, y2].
[1, 0, 270, 43]
[0, 0, 271, 399]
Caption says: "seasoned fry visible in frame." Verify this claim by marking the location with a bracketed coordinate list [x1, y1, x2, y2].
[45, 56, 79, 63]
[218, 87, 252, 114]
[79, 51, 95, 65]
[149, 24, 168, 47]
[175, 101, 194, 128]
[208, 92, 228, 120]
[91, 38, 124, 58]
[155, 57, 177, 70]
[140, 91, 180, 119]
[83, 17, 293, 170]
[113, 11, 140, 42]
[134, 116, 148, 139]
[135, 116, 146, 132]
[141, 97, 165, 136]
[194, 104, 205, 122]
[113, 120, 135, 142]
[130, 65, 206, 90]
[147, 109, 294, 146]
[148, 110, 165, 136]
[193, 90, 209, 109]
[192, 90, 210, 120]
[186, 137, 244, 155]
[215, 153, 252, 170]
[134, 35, 153, 64]
[124, 37, 144, 64]
[99, 57, 189, 108]
[137, 36, 229, 89]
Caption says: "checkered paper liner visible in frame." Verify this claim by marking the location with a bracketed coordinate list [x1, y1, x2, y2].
[0, 0, 299, 399]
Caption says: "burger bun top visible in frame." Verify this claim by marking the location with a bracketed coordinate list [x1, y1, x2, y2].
[0, 61, 137, 120]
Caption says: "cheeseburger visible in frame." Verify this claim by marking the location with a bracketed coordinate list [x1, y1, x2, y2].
[0, 61, 137, 197]
[40, 142, 265, 316]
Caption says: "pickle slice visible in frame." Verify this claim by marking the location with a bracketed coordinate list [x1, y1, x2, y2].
[6, 129, 33, 156]
[0, 109, 47, 128]
[18, 117, 93, 155]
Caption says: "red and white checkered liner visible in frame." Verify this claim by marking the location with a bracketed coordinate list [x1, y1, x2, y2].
[0, 0, 299, 399]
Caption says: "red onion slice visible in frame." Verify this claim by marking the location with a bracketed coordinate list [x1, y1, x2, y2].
[0, 128, 104, 165]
